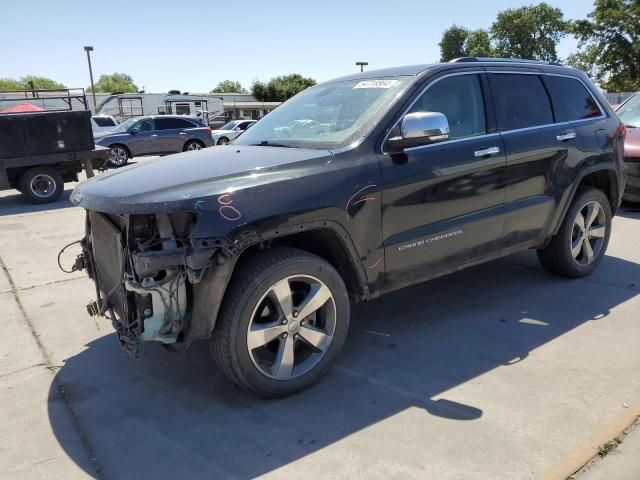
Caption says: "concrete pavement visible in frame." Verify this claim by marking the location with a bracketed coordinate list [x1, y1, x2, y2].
[1, 172, 639, 479]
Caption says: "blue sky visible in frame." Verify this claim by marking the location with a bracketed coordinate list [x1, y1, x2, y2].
[2, 0, 593, 93]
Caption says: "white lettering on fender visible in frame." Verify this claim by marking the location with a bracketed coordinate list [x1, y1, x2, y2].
[398, 230, 463, 251]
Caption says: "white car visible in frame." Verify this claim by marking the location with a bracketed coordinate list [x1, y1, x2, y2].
[91, 115, 119, 135]
[211, 120, 256, 145]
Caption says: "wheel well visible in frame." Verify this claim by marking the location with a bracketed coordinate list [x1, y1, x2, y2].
[234, 229, 366, 301]
[184, 139, 205, 149]
[109, 143, 131, 157]
[578, 169, 618, 214]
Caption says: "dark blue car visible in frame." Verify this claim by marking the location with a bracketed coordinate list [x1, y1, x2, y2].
[94, 115, 214, 167]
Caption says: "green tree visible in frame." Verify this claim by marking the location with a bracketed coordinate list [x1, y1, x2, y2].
[491, 3, 567, 61]
[439, 25, 469, 61]
[211, 80, 247, 93]
[251, 74, 316, 102]
[465, 29, 494, 57]
[570, 0, 640, 91]
[0, 76, 65, 90]
[88, 73, 138, 93]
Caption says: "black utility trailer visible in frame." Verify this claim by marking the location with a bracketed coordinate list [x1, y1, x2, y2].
[0, 88, 110, 204]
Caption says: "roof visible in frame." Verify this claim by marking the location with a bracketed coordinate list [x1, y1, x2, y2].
[0, 102, 46, 113]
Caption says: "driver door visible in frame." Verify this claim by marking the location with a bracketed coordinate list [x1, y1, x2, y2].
[380, 72, 507, 282]
[128, 118, 156, 156]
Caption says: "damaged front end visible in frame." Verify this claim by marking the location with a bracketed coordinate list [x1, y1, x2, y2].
[77, 210, 232, 357]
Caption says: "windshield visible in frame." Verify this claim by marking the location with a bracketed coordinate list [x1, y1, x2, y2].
[220, 121, 240, 131]
[618, 94, 640, 127]
[110, 118, 139, 133]
[234, 77, 411, 149]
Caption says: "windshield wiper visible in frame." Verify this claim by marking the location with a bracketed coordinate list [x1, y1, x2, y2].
[250, 141, 299, 148]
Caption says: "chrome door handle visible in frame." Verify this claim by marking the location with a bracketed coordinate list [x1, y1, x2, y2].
[474, 146, 500, 157]
[556, 132, 576, 141]
[151, 134, 158, 137]
[179, 132, 186, 135]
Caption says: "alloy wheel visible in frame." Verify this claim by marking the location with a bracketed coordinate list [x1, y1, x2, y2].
[246, 275, 336, 380]
[187, 142, 202, 151]
[109, 147, 127, 166]
[571, 200, 606, 266]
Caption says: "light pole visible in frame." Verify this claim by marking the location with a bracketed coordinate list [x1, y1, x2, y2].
[356, 61, 368, 72]
[84, 46, 97, 113]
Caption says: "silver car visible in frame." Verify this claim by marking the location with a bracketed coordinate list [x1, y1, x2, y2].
[211, 120, 256, 145]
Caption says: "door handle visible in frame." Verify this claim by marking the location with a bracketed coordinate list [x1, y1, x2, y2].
[556, 132, 576, 141]
[151, 134, 158, 137]
[179, 132, 187, 135]
[474, 146, 500, 157]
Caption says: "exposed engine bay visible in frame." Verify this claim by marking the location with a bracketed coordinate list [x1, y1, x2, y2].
[77, 210, 230, 357]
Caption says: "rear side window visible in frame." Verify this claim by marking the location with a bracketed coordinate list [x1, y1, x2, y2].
[155, 118, 196, 129]
[544, 76, 602, 122]
[490, 74, 553, 130]
[410, 74, 486, 140]
[93, 117, 116, 127]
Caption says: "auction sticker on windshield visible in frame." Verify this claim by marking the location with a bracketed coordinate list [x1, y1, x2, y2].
[354, 80, 399, 89]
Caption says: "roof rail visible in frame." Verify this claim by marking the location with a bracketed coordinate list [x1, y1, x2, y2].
[449, 57, 563, 66]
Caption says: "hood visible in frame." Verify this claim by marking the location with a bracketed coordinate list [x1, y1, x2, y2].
[94, 131, 129, 142]
[71, 145, 332, 214]
[624, 126, 640, 158]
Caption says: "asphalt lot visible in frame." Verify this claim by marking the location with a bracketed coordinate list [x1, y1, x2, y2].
[1, 163, 639, 480]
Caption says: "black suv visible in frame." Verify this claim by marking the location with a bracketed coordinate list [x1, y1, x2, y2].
[71, 58, 627, 397]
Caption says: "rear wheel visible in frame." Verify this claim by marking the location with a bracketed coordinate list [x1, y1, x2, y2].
[210, 248, 350, 397]
[18, 167, 64, 204]
[184, 140, 204, 151]
[537, 187, 611, 278]
[108, 144, 129, 167]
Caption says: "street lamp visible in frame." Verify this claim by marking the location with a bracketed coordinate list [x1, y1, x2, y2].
[84, 46, 97, 113]
[356, 61, 368, 72]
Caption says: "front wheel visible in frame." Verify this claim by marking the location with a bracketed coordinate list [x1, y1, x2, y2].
[108, 145, 129, 167]
[217, 137, 230, 146]
[537, 187, 612, 278]
[210, 248, 350, 397]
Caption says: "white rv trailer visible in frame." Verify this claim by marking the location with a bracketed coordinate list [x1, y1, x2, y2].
[94, 93, 224, 127]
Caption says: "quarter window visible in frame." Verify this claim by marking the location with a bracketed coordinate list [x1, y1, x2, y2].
[544, 76, 602, 122]
[490, 74, 553, 130]
[410, 74, 486, 140]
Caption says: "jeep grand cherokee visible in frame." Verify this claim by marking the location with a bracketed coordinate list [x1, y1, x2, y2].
[70, 58, 627, 397]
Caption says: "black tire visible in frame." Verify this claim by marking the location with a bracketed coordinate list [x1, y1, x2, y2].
[537, 187, 612, 278]
[210, 247, 350, 397]
[217, 137, 230, 146]
[183, 140, 204, 152]
[18, 167, 64, 204]
[108, 144, 129, 167]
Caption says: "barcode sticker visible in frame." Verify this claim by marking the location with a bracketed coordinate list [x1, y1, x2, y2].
[353, 80, 399, 89]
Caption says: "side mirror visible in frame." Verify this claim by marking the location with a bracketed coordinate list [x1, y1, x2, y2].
[234, 127, 242, 132]
[129, 128, 139, 135]
[387, 111, 450, 150]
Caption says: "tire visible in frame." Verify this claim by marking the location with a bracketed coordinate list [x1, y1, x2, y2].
[537, 187, 612, 278]
[210, 247, 350, 397]
[18, 167, 64, 204]
[183, 140, 204, 152]
[217, 137, 230, 146]
[108, 144, 129, 167]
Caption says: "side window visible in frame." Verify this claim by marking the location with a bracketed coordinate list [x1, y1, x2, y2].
[135, 119, 153, 132]
[544, 76, 602, 122]
[490, 74, 553, 130]
[410, 74, 486, 140]
[155, 118, 195, 130]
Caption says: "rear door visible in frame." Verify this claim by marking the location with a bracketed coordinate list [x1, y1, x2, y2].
[154, 117, 198, 152]
[487, 71, 586, 247]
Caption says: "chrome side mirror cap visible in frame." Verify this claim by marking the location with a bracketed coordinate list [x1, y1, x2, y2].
[388, 111, 450, 150]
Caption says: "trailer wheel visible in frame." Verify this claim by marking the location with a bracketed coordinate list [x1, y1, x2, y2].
[19, 167, 64, 204]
